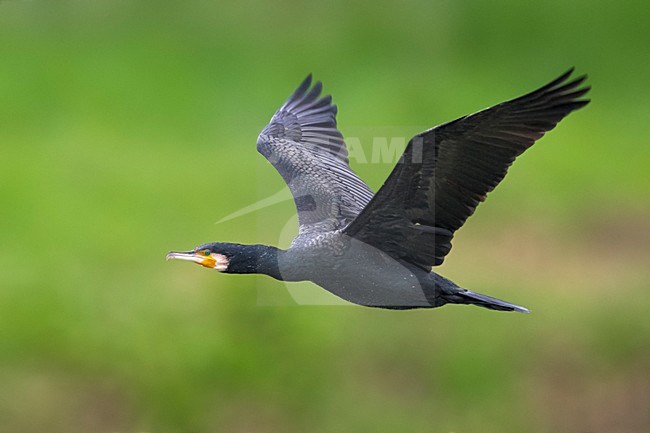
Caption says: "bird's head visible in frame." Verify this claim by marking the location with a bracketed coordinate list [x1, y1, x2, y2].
[167, 242, 281, 277]
[166, 242, 234, 271]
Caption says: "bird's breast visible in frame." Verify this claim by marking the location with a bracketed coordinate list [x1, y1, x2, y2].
[282, 235, 435, 308]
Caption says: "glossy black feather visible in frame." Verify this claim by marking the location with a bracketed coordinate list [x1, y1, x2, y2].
[343, 69, 590, 271]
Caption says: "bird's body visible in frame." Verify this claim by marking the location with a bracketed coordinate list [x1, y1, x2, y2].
[168, 69, 590, 313]
[281, 233, 434, 308]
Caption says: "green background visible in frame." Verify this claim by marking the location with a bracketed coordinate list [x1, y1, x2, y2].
[1, 1, 648, 432]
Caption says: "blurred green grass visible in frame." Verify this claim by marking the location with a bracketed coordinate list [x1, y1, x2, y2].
[0, 1, 648, 432]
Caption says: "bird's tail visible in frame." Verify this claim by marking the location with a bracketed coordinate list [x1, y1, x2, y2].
[447, 289, 530, 313]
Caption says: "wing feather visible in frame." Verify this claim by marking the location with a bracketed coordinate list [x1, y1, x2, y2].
[257, 76, 374, 231]
[344, 69, 590, 270]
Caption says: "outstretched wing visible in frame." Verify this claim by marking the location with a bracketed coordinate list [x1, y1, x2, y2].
[343, 69, 590, 270]
[257, 75, 374, 233]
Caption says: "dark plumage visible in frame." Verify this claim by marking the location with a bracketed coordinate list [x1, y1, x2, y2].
[168, 69, 590, 312]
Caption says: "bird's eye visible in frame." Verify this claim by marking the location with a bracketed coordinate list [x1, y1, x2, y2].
[203, 249, 211, 256]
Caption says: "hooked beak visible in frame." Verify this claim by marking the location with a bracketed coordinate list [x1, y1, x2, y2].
[166, 250, 229, 271]
[166, 250, 198, 262]
[166, 250, 215, 268]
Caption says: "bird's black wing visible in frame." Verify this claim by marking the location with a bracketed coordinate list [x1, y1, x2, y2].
[257, 76, 374, 233]
[343, 69, 590, 271]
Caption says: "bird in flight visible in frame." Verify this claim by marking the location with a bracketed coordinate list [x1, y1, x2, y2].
[167, 69, 589, 312]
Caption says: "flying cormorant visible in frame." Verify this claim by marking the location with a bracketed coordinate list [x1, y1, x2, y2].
[167, 69, 589, 312]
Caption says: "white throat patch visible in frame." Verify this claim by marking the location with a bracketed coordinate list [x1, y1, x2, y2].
[212, 253, 229, 271]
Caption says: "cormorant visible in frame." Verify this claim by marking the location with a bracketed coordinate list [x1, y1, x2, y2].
[167, 69, 589, 312]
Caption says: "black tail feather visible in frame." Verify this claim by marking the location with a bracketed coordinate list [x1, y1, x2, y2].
[449, 289, 530, 313]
